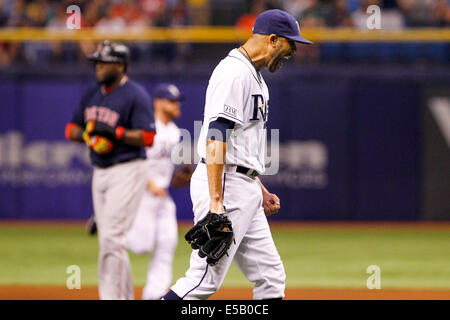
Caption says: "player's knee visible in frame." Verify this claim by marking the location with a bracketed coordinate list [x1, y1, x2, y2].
[126, 236, 153, 255]
[158, 227, 178, 251]
[99, 234, 119, 251]
[99, 232, 132, 255]
[167, 231, 178, 250]
[127, 242, 152, 255]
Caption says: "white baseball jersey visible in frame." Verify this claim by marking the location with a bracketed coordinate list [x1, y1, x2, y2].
[126, 118, 181, 300]
[168, 49, 285, 300]
[145, 119, 181, 188]
[197, 48, 269, 174]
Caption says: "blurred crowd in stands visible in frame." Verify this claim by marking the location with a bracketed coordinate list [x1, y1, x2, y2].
[0, 0, 192, 67]
[0, 0, 190, 28]
[0, 0, 449, 67]
[237, 0, 450, 29]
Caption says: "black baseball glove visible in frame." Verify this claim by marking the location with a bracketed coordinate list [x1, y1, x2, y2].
[185, 212, 234, 266]
[85, 121, 117, 141]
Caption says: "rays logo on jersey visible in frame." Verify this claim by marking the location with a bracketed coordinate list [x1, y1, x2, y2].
[250, 94, 268, 123]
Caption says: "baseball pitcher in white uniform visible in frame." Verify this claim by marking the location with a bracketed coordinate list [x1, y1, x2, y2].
[126, 84, 192, 300]
[162, 10, 312, 300]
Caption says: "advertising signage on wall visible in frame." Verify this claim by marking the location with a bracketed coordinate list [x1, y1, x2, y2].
[1, 68, 448, 220]
[0, 131, 91, 187]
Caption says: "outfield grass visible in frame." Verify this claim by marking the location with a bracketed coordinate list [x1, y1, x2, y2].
[0, 224, 449, 289]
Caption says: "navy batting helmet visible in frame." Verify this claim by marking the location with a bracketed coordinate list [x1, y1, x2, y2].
[88, 40, 130, 65]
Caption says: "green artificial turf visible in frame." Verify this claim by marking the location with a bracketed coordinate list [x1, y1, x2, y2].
[0, 225, 448, 289]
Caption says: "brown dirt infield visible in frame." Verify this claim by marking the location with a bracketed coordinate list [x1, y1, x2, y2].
[0, 286, 449, 300]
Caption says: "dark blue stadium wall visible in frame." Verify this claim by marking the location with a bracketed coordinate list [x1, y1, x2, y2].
[0, 65, 449, 220]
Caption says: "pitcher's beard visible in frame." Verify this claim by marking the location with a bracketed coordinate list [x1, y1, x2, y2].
[268, 57, 283, 73]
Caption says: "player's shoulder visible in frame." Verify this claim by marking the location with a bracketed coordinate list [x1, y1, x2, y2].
[168, 121, 181, 133]
[212, 49, 252, 83]
[217, 53, 247, 75]
[125, 79, 151, 100]
[169, 123, 182, 143]
[83, 83, 99, 96]
[211, 49, 253, 82]
[80, 83, 100, 103]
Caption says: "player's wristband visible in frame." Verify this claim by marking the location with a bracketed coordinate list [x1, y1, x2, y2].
[115, 126, 125, 140]
[142, 130, 156, 147]
[65, 122, 87, 143]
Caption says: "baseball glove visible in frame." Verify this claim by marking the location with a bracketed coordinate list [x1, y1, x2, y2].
[85, 121, 117, 141]
[83, 131, 114, 155]
[185, 212, 234, 266]
[85, 215, 97, 236]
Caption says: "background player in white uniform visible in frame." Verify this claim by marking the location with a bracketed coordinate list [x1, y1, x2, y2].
[163, 9, 312, 300]
[126, 84, 192, 300]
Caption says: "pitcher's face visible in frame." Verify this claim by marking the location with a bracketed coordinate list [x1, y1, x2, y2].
[267, 36, 296, 73]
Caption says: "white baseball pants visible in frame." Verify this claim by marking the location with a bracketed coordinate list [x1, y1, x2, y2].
[127, 191, 178, 300]
[169, 163, 286, 300]
[92, 159, 146, 300]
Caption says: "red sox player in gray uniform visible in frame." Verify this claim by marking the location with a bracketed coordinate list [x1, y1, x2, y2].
[65, 41, 156, 300]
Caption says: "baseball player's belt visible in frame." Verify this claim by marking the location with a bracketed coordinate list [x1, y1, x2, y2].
[200, 158, 259, 178]
[95, 156, 145, 169]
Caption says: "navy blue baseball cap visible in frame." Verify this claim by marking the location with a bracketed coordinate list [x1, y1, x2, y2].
[153, 83, 184, 101]
[252, 9, 312, 44]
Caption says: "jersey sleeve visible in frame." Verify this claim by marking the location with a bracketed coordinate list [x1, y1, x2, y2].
[69, 94, 88, 126]
[129, 89, 155, 132]
[207, 75, 245, 126]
